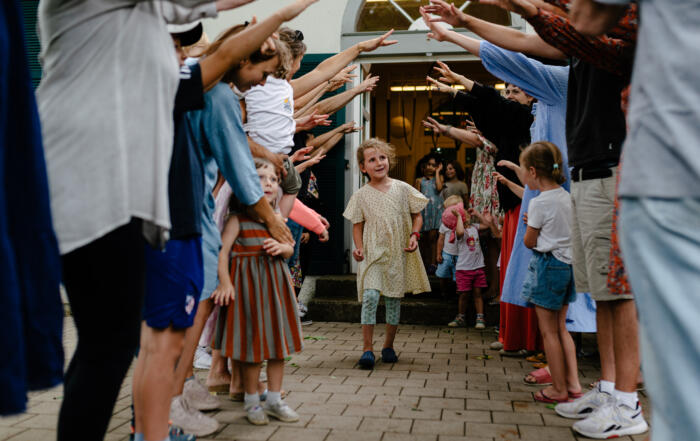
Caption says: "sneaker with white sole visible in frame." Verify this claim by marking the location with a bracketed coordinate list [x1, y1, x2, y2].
[572, 400, 648, 439]
[183, 377, 220, 411]
[555, 386, 612, 419]
[264, 400, 299, 422]
[193, 346, 212, 370]
[245, 404, 269, 425]
[169, 395, 219, 437]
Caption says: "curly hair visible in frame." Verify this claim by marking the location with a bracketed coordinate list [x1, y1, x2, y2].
[356, 138, 397, 170]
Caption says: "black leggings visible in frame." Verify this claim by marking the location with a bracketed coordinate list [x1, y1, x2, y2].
[58, 219, 144, 440]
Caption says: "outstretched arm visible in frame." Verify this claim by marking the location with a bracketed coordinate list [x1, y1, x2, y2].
[294, 65, 358, 115]
[302, 75, 380, 118]
[423, 0, 566, 59]
[199, 0, 319, 90]
[422, 117, 484, 148]
[290, 30, 397, 98]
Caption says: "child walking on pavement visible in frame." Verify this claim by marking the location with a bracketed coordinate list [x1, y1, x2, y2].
[518, 142, 582, 403]
[343, 138, 431, 369]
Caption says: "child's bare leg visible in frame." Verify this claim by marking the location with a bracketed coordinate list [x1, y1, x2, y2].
[534, 306, 568, 399]
[229, 360, 243, 393]
[458, 292, 468, 316]
[362, 325, 375, 352]
[266, 360, 284, 392]
[558, 305, 581, 393]
[241, 362, 263, 395]
[383, 325, 398, 350]
[473, 287, 484, 316]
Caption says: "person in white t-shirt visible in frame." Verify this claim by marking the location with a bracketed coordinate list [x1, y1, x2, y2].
[442, 201, 490, 329]
[436, 195, 464, 296]
[519, 141, 582, 404]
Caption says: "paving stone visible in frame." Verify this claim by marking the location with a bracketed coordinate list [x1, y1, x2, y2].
[519, 424, 577, 440]
[296, 402, 347, 416]
[0, 428, 24, 439]
[371, 395, 422, 407]
[0, 413, 33, 427]
[444, 388, 489, 400]
[15, 414, 59, 430]
[307, 415, 362, 430]
[400, 387, 445, 397]
[268, 427, 329, 441]
[441, 410, 492, 423]
[342, 404, 394, 417]
[326, 392, 374, 406]
[382, 433, 437, 441]
[464, 423, 519, 440]
[438, 436, 495, 441]
[325, 429, 383, 441]
[384, 378, 425, 388]
[492, 411, 543, 425]
[542, 413, 575, 427]
[4, 429, 57, 441]
[359, 417, 412, 433]
[392, 407, 443, 420]
[412, 419, 464, 435]
[357, 385, 400, 396]
[342, 376, 386, 386]
[315, 384, 360, 394]
[418, 397, 465, 410]
[215, 423, 278, 440]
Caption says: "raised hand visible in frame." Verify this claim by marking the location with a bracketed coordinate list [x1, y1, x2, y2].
[496, 159, 521, 171]
[277, 0, 320, 21]
[426, 76, 456, 95]
[419, 7, 450, 42]
[423, 0, 467, 27]
[422, 116, 448, 135]
[296, 110, 331, 131]
[329, 65, 358, 91]
[492, 171, 509, 185]
[358, 74, 380, 93]
[358, 29, 399, 53]
[433, 60, 463, 85]
[341, 121, 362, 133]
[290, 146, 314, 163]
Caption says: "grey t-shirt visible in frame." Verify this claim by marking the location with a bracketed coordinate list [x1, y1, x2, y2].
[601, 0, 700, 197]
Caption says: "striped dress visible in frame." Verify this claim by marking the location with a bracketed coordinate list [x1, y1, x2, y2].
[217, 216, 303, 363]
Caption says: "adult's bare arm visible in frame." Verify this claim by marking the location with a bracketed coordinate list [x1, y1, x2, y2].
[290, 30, 397, 98]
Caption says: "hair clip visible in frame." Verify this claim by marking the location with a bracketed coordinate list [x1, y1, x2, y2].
[244, 21, 250, 27]
[294, 30, 304, 41]
[553, 164, 559, 170]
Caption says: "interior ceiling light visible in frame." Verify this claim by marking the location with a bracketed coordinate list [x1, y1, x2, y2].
[390, 84, 466, 92]
[495, 83, 506, 90]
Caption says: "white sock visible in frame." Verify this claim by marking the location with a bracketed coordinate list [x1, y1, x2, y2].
[598, 380, 615, 395]
[244, 393, 260, 408]
[613, 389, 638, 409]
[266, 391, 282, 405]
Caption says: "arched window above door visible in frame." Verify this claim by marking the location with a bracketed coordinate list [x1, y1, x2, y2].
[355, 0, 511, 32]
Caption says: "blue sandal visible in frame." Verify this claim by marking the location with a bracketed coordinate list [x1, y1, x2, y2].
[381, 347, 398, 363]
[358, 351, 375, 369]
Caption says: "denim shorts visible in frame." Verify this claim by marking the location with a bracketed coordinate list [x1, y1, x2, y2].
[521, 251, 576, 310]
[435, 251, 458, 280]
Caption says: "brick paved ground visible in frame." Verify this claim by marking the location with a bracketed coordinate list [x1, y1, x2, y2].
[0, 318, 651, 441]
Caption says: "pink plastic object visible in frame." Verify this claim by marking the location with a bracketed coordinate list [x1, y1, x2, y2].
[289, 199, 325, 235]
[441, 202, 467, 243]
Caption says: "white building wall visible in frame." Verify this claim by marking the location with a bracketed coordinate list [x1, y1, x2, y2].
[202, 0, 348, 54]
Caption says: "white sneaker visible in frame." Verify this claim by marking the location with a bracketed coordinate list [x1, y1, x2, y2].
[297, 302, 307, 318]
[193, 346, 212, 370]
[264, 400, 299, 422]
[572, 400, 649, 439]
[169, 395, 220, 437]
[555, 386, 612, 419]
[245, 403, 269, 425]
[183, 377, 220, 411]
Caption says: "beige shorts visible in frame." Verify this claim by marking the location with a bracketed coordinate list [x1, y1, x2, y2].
[570, 167, 633, 302]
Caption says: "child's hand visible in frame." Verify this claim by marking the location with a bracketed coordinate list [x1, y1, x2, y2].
[300, 232, 310, 244]
[523, 212, 528, 225]
[405, 235, 419, 252]
[492, 171, 508, 184]
[263, 238, 286, 256]
[352, 248, 364, 262]
[211, 282, 235, 306]
[318, 229, 329, 243]
[451, 208, 461, 218]
[437, 253, 443, 264]
[483, 212, 494, 225]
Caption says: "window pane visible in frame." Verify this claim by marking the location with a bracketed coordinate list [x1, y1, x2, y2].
[356, 0, 510, 32]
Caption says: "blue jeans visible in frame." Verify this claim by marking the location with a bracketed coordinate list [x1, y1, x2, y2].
[286, 218, 304, 267]
[620, 197, 700, 441]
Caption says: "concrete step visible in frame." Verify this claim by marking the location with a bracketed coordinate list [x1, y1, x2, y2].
[306, 275, 500, 326]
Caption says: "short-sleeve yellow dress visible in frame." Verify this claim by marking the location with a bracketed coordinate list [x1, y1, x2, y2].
[343, 179, 432, 301]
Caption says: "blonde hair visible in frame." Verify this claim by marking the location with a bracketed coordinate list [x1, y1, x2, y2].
[443, 195, 462, 209]
[184, 31, 210, 58]
[228, 157, 279, 215]
[356, 138, 397, 170]
[519, 141, 566, 185]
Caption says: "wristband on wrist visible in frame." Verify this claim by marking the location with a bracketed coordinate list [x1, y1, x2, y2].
[411, 231, 421, 240]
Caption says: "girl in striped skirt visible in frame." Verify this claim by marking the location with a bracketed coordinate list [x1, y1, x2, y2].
[212, 158, 303, 426]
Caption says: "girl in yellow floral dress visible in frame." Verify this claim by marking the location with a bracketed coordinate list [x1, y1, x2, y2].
[343, 138, 431, 369]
